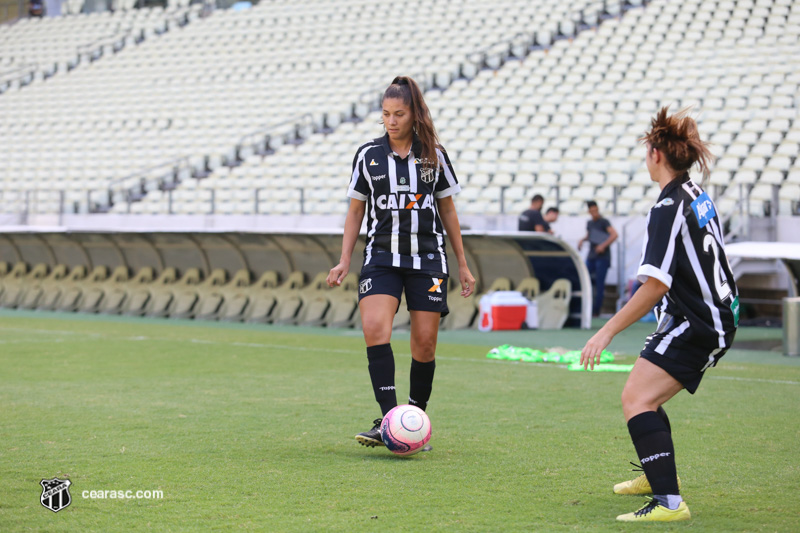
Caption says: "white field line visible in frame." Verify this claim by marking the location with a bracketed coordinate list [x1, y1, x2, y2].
[1, 327, 797, 386]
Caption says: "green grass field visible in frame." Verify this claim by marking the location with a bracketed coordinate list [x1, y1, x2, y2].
[1, 310, 798, 532]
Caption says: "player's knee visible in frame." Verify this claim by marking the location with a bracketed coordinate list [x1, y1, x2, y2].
[411, 336, 436, 362]
[361, 318, 391, 345]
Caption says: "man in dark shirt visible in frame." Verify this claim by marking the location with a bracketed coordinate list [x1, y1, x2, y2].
[518, 194, 546, 231]
[542, 207, 559, 234]
[578, 200, 618, 316]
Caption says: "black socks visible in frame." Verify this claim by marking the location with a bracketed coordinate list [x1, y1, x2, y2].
[627, 411, 680, 496]
[366, 345, 436, 416]
[367, 343, 397, 417]
[408, 359, 436, 412]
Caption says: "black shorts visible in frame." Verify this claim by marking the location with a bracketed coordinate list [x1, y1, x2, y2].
[358, 265, 449, 317]
[640, 313, 729, 394]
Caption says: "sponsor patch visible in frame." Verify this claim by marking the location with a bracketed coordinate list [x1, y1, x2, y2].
[428, 278, 443, 293]
[691, 192, 716, 228]
[369, 159, 378, 166]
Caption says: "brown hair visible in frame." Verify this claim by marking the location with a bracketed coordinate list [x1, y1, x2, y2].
[382, 76, 441, 170]
[640, 106, 714, 180]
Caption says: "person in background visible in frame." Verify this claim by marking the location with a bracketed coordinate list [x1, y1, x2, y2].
[577, 200, 618, 316]
[542, 207, 559, 234]
[518, 194, 546, 232]
[29, 0, 44, 17]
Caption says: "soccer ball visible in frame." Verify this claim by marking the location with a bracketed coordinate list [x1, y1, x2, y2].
[380, 404, 431, 456]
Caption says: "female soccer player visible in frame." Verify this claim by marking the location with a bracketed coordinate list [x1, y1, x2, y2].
[327, 76, 475, 448]
[581, 107, 739, 522]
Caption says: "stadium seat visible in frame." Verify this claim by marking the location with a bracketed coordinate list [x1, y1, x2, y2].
[174, 268, 227, 319]
[323, 273, 361, 329]
[0, 262, 30, 308]
[294, 271, 350, 327]
[245, 271, 304, 324]
[213, 269, 255, 322]
[124, 267, 177, 317]
[78, 266, 129, 313]
[102, 266, 153, 315]
[270, 271, 310, 325]
[535, 278, 572, 330]
[516, 276, 541, 300]
[144, 268, 201, 319]
[239, 270, 282, 323]
[18, 264, 68, 310]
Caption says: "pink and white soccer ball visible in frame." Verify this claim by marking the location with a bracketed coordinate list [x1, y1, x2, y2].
[380, 404, 432, 456]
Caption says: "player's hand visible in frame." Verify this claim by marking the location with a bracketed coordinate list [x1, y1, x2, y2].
[327, 262, 349, 287]
[459, 267, 476, 298]
[595, 244, 606, 254]
[580, 328, 613, 370]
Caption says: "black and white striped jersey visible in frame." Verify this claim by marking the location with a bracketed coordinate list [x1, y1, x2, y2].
[347, 133, 461, 274]
[637, 174, 739, 353]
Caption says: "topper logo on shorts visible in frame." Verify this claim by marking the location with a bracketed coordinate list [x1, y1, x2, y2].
[359, 278, 372, 294]
[428, 278, 443, 293]
[376, 193, 434, 210]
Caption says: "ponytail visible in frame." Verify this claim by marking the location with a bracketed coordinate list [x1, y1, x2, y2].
[640, 106, 714, 181]
[382, 76, 441, 170]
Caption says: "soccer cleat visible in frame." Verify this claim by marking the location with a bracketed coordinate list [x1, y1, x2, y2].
[613, 463, 681, 495]
[616, 498, 691, 522]
[355, 418, 385, 447]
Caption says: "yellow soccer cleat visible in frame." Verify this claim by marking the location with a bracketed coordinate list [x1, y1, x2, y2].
[613, 463, 681, 495]
[617, 499, 691, 522]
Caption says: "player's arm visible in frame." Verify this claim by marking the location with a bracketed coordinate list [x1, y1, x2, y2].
[580, 277, 669, 369]
[437, 196, 475, 297]
[534, 223, 546, 232]
[327, 199, 365, 287]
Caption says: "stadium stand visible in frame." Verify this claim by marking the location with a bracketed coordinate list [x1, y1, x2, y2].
[83, 0, 799, 221]
[1, 0, 610, 216]
[0, 4, 199, 93]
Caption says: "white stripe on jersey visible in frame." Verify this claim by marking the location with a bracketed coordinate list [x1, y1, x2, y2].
[655, 319, 690, 355]
[680, 223, 727, 349]
[659, 199, 685, 279]
[386, 156, 401, 266]
[408, 156, 420, 265]
[363, 152, 378, 265]
[388, 155, 398, 193]
[437, 149, 457, 188]
[347, 144, 373, 201]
